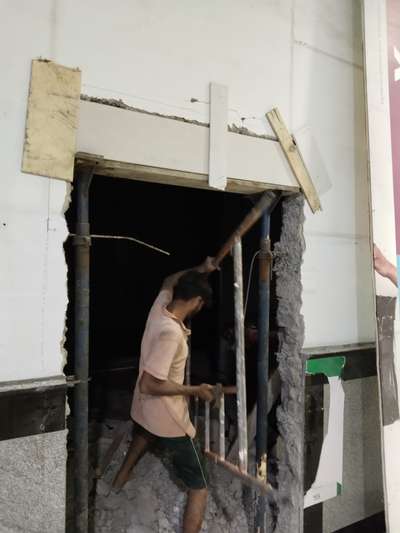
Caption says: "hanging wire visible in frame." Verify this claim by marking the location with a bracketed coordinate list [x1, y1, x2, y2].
[243, 249, 260, 318]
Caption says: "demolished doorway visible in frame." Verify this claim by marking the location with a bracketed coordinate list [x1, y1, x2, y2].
[64, 172, 305, 532]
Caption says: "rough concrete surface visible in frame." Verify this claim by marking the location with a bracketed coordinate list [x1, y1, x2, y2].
[0, 430, 67, 533]
[272, 194, 306, 533]
[80, 95, 277, 142]
[93, 427, 250, 533]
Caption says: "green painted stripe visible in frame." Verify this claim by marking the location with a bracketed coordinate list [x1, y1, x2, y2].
[306, 356, 346, 378]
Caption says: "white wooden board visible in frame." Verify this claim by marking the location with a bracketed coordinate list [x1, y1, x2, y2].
[208, 82, 228, 190]
[77, 100, 298, 191]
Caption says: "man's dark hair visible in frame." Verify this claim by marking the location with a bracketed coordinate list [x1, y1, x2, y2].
[173, 271, 213, 307]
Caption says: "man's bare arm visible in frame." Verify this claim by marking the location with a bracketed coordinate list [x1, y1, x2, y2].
[374, 244, 398, 286]
[162, 257, 217, 291]
[140, 371, 214, 402]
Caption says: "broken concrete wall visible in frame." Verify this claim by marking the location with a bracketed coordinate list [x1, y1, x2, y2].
[273, 194, 306, 533]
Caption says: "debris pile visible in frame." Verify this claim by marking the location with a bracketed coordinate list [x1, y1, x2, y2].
[93, 424, 250, 533]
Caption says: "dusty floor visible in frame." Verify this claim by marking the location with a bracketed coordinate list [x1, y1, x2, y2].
[93, 421, 251, 533]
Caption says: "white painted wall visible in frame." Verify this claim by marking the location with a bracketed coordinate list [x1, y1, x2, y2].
[0, 0, 69, 382]
[363, 1, 400, 531]
[0, 0, 374, 383]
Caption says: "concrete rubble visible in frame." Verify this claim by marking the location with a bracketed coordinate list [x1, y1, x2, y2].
[93, 423, 250, 533]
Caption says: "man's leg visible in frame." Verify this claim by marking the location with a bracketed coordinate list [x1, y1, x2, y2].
[112, 425, 155, 490]
[160, 436, 208, 532]
[183, 488, 208, 533]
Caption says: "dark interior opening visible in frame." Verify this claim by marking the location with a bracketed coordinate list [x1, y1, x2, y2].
[64, 175, 282, 423]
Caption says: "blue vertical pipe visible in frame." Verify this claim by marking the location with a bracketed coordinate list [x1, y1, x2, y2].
[255, 211, 271, 532]
[73, 167, 93, 533]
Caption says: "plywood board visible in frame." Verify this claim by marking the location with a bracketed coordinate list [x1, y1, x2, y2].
[209, 83, 228, 190]
[22, 60, 81, 182]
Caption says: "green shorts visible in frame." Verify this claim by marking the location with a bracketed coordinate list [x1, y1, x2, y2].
[135, 423, 208, 490]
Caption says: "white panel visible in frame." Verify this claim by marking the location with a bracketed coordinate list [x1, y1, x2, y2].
[294, 0, 363, 66]
[52, 0, 293, 136]
[0, 0, 68, 382]
[292, 39, 375, 347]
[363, 1, 400, 531]
[209, 83, 228, 190]
[77, 100, 298, 189]
[302, 235, 374, 348]
[363, 0, 397, 298]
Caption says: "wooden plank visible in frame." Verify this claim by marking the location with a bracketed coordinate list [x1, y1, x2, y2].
[209, 82, 228, 190]
[266, 108, 322, 213]
[22, 59, 81, 182]
[75, 153, 299, 195]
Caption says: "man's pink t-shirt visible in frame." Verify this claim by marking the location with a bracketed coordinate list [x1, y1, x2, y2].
[131, 289, 195, 438]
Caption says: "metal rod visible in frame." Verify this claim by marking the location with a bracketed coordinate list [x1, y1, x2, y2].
[255, 212, 271, 533]
[233, 239, 248, 472]
[219, 393, 225, 460]
[215, 192, 277, 267]
[254, 195, 280, 533]
[256, 212, 271, 476]
[69, 233, 170, 256]
[205, 401, 210, 452]
[73, 166, 94, 533]
[205, 451, 272, 495]
[194, 396, 199, 431]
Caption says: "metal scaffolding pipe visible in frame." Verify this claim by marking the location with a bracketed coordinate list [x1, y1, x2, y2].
[233, 239, 248, 472]
[205, 451, 272, 495]
[256, 212, 272, 473]
[205, 401, 210, 452]
[215, 192, 277, 267]
[219, 393, 225, 460]
[254, 194, 280, 532]
[73, 166, 94, 533]
[255, 212, 272, 533]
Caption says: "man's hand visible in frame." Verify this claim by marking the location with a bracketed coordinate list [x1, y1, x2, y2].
[162, 257, 218, 291]
[198, 257, 219, 274]
[373, 244, 398, 286]
[195, 383, 215, 402]
[374, 244, 391, 277]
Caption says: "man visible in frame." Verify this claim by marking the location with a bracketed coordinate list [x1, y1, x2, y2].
[114, 258, 217, 533]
